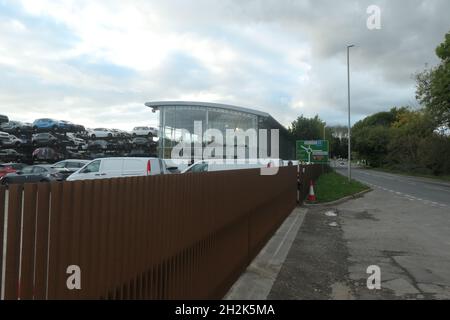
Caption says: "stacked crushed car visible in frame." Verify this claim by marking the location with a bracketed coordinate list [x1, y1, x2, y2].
[0, 114, 159, 165]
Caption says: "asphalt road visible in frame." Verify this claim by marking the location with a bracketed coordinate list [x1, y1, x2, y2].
[336, 167, 450, 208]
[269, 168, 450, 299]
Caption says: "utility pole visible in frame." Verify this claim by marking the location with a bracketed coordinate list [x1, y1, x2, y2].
[347, 45, 355, 182]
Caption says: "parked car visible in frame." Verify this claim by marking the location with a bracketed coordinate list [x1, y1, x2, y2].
[87, 139, 110, 150]
[0, 114, 9, 124]
[0, 121, 33, 134]
[89, 128, 114, 139]
[65, 150, 87, 160]
[74, 124, 86, 132]
[50, 159, 91, 179]
[1, 165, 65, 186]
[112, 129, 131, 138]
[131, 126, 158, 137]
[182, 159, 283, 174]
[32, 147, 63, 163]
[166, 166, 181, 174]
[56, 120, 77, 132]
[67, 157, 169, 181]
[32, 133, 58, 146]
[2, 134, 26, 147]
[51, 159, 90, 171]
[57, 120, 85, 133]
[113, 139, 132, 151]
[32, 118, 60, 132]
[163, 159, 190, 173]
[0, 131, 10, 144]
[67, 133, 87, 150]
[0, 149, 25, 162]
[0, 163, 27, 178]
[131, 137, 150, 148]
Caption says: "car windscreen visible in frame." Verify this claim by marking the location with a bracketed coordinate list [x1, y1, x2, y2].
[52, 162, 66, 168]
[22, 166, 34, 174]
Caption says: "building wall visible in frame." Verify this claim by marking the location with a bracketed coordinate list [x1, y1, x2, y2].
[157, 104, 294, 160]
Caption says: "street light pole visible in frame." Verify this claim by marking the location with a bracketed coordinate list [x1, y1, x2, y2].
[347, 45, 354, 182]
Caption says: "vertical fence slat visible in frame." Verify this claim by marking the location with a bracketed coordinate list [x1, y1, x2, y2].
[79, 180, 93, 299]
[122, 178, 132, 299]
[98, 179, 110, 298]
[91, 179, 103, 299]
[0, 186, 5, 295]
[19, 183, 38, 300]
[47, 182, 62, 299]
[69, 181, 83, 299]
[34, 183, 50, 300]
[106, 178, 118, 299]
[116, 178, 126, 299]
[4, 185, 23, 300]
[56, 182, 74, 299]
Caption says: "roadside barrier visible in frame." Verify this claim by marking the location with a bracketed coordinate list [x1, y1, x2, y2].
[0, 165, 321, 300]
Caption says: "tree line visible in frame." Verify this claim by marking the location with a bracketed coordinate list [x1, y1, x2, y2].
[289, 30, 450, 177]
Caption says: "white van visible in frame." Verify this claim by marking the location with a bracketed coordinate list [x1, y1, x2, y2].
[181, 158, 283, 174]
[66, 157, 168, 181]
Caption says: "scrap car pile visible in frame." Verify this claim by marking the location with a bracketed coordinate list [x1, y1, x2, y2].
[0, 113, 159, 169]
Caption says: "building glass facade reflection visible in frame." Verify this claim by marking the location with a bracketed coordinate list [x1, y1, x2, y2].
[145, 101, 295, 160]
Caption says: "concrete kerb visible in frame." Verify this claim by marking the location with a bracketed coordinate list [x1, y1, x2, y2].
[303, 188, 373, 207]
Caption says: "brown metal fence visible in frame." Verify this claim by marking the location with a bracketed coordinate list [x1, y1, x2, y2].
[0, 165, 322, 300]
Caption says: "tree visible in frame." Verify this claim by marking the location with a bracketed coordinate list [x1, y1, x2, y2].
[288, 115, 325, 140]
[330, 137, 348, 159]
[352, 107, 405, 133]
[417, 135, 450, 175]
[351, 108, 406, 166]
[353, 125, 391, 167]
[416, 31, 450, 126]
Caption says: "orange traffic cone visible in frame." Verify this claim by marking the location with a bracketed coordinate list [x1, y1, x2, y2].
[307, 180, 317, 202]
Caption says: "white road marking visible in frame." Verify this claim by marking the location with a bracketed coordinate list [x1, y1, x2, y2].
[353, 177, 448, 209]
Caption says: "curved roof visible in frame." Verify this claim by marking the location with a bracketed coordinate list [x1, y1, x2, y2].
[145, 101, 270, 118]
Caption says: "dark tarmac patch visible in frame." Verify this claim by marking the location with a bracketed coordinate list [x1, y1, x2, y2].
[354, 210, 380, 221]
[268, 207, 400, 300]
[268, 208, 351, 300]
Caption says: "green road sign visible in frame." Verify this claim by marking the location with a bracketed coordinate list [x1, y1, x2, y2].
[296, 140, 330, 164]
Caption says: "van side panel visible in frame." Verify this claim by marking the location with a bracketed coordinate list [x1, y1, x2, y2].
[101, 159, 124, 178]
[122, 159, 146, 177]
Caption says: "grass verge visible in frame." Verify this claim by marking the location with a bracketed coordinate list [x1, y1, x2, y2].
[310, 171, 370, 204]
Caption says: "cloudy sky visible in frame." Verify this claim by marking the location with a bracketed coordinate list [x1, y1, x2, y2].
[0, 0, 449, 130]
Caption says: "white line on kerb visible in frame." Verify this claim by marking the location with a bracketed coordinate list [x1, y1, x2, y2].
[273, 213, 301, 258]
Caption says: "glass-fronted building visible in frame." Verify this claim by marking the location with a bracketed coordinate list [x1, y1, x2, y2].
[145, 101, 295, 160]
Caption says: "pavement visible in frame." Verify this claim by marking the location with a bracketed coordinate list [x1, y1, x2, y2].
[225, 207, 307, 300]
[228, 168, 450, 300]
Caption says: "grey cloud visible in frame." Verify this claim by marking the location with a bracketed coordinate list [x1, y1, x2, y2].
[0, 0, 449, 129]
